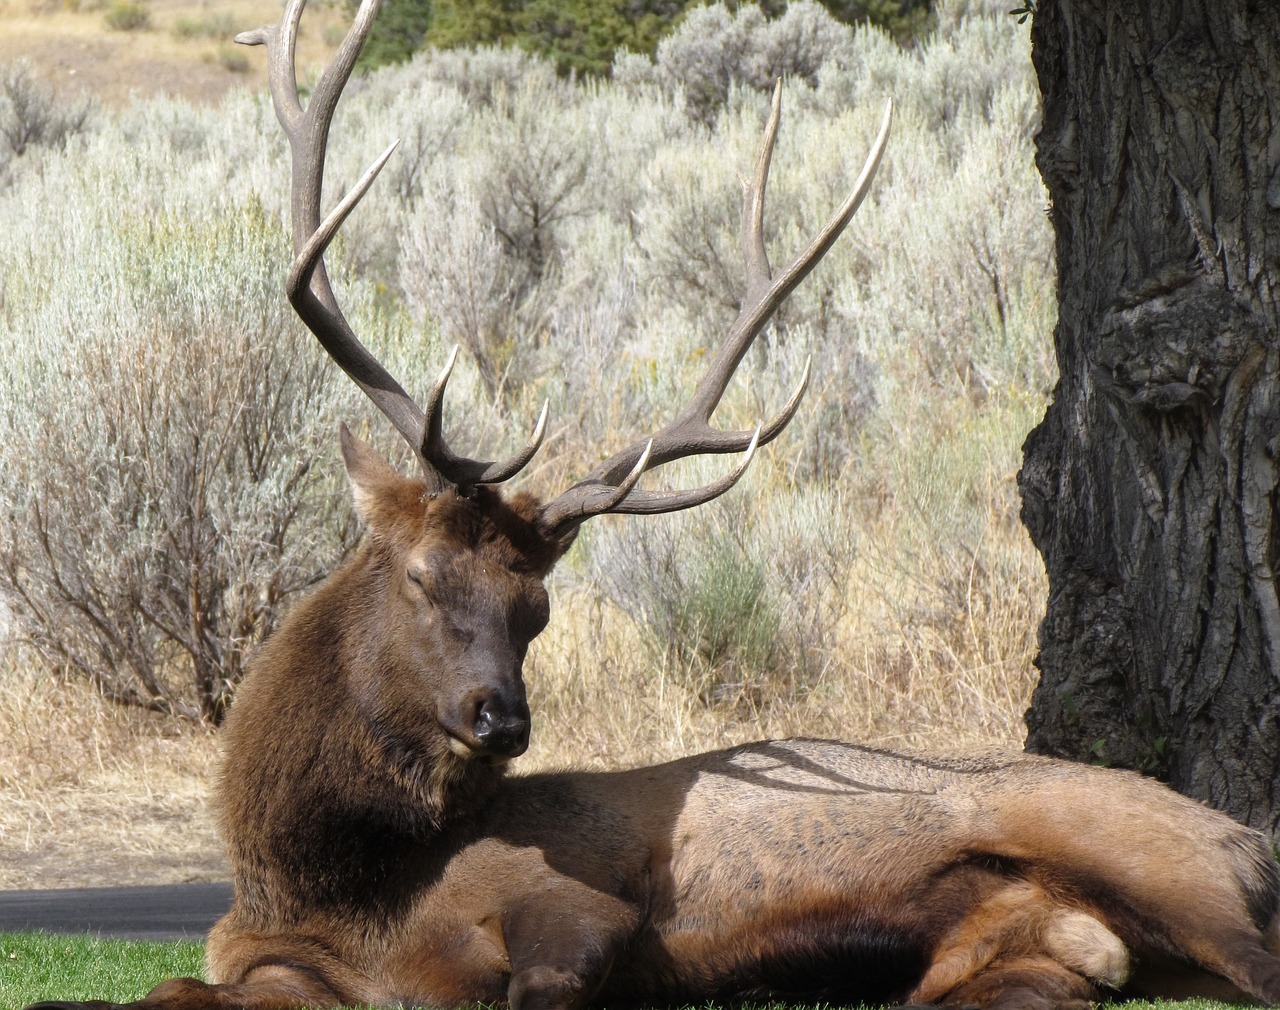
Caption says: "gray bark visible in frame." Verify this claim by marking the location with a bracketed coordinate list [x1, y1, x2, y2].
[1019, 0, 1280, 834]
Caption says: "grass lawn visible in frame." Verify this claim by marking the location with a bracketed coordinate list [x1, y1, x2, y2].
[0, 931, 1257, 1010]
[0, 932, 203, 1008]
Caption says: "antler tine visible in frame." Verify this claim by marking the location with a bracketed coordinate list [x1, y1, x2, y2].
[421, 347, 550, 487]
[545, 428, 764, 534]
[681, 90, 893, 431]
[741, 83, 783, 304]
[537, 89, 891, 537]
[238, 0, 428, 466]
[239, 0, 547, 495]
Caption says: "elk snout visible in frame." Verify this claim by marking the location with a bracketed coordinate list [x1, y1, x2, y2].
[443, 683, 530, 762]
[473, 691, 531, 757]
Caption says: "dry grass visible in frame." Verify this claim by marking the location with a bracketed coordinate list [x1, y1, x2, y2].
[0, 0, 347, 108]
[525, 393, 1044, 774]
[0, 376, 1046, 892]
[0, 656, 226, 889]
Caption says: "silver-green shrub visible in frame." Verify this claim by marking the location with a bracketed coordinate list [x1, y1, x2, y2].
[614, 2, 858, 125]
[0, 60, 93, 188]
[0, 199, 355, 722]
[0, 96, 437, 722]
[588, 474, 859, 706]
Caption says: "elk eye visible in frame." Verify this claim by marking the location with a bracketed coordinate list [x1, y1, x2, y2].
[406, 563, 436, 603]
[446, 621, 475, 647]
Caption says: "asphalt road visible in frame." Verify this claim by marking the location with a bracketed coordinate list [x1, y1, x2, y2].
[0, 883, 233, 941]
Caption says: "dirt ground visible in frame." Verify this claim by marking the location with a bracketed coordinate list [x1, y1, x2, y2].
[0, 0, 346, 108]
[1, 787, 230, 890]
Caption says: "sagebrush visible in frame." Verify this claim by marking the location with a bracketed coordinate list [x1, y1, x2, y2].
[0, 0, 1053, 742]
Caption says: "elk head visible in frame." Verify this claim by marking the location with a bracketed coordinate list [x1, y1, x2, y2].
[236, 0, 889, 765]
[336, 427, 561, 765]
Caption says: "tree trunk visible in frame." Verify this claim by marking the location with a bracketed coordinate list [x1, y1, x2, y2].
[1019, 0, 1280, 835]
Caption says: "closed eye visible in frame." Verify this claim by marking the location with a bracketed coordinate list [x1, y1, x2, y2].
[446, 620, 475, 647]
[406, 566, 439, 609]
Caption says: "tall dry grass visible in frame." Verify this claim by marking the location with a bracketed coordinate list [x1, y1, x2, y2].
[527, 386, 1046, 773]
[0, 654, 224, 888]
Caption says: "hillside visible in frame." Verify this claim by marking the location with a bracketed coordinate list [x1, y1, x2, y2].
[0, 0, 345, 107]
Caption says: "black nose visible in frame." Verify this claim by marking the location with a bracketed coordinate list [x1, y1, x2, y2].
[473, 695, 530, 757]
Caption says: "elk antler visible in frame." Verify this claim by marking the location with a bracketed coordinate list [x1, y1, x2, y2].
[535, 86, 892, 536]
[236, 0, 546, 495]
[239, 0, 890, 515]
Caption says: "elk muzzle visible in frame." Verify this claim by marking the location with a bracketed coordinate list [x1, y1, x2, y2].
[442, 681, 530, 762]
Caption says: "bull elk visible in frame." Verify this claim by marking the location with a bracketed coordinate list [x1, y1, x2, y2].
[25, 2, 1280, 1009]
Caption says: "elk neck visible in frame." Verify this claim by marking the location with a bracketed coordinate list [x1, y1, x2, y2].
[217, 485, 568, 920]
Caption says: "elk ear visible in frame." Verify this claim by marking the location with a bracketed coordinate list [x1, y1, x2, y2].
[551, 525, 579, 563]
[339, 423, 407, 529]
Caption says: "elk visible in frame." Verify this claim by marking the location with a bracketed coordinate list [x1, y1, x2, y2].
[25, 2, 1280, 1009]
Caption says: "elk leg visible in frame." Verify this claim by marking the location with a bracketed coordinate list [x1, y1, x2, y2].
[1132, 929, 1280, 1004]
[502, 894, 639, 1010]
[910, 879, 1126, 1007]
[505, 926, 630, 1010]
[24, 964, 345, 1010]
[935, 955, 1100, 1010]
[1241, 947, 1280, 1004]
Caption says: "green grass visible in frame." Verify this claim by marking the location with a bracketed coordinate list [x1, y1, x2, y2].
[0, 932, 1255, 1010]
[0, 932, 204, 1008]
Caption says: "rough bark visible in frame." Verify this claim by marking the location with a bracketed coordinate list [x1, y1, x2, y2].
[1019, 0, 1280, 835]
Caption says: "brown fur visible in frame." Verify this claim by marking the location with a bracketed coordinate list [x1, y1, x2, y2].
[24, 440, 1280, 1010]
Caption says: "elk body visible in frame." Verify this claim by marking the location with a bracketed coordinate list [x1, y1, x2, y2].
[24, 2, 1280, 1009]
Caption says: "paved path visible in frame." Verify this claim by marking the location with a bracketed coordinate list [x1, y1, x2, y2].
[0, 883, 232, 941]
